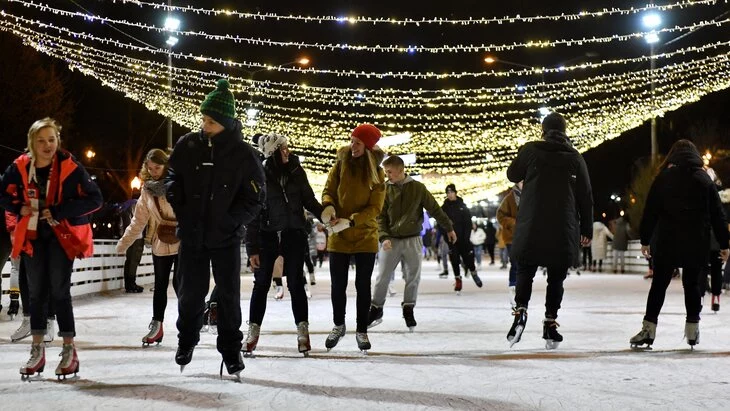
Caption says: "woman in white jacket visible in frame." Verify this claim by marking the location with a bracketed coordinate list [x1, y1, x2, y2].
[470, 223, 487, 268]
[591, 220, 613, 272]
[116, 149, 179, 346]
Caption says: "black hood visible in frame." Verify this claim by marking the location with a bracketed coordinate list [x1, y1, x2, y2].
[667, 146, 703, 169]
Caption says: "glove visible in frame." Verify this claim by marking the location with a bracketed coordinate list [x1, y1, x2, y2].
[321, 205, 336, 222]
[327, 218, 352, 234]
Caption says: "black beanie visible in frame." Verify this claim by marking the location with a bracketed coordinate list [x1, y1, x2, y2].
[541, 112, 567, 134]
[445, 183, 457, 193]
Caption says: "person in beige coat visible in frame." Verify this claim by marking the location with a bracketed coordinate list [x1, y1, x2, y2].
[116, 149, 179, 347]
[321, 123, 386, 353]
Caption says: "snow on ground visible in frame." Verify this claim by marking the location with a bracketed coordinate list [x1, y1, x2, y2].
[1, 259, 729, 410]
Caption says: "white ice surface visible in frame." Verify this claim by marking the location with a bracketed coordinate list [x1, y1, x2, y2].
[1, 260, 729, 410]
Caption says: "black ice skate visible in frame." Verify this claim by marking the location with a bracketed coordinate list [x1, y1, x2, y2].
[367, 305, 384, 329]
[507, 307, 528, 348]
[685, 322, 700, 350]
[711, 295, 720, 312]
[175, 345, 195, 372]
[356, 332, 371, 354]
[220, 351, 245, 382]
[454, 276, 463, 295]
[325, 324, 346, 351]
[438, 272, 448, 279]
[470, 270, 483, 288]
[629, 320, 656, 350]
[8, 292, 20, 320]
[542, 318, 563, 350]
[402, 303, 417, 332]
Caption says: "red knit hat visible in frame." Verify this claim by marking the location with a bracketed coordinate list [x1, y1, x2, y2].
[351, 124, 381, 150]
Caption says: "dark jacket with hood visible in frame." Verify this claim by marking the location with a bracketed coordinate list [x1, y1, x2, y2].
[165, 121, 266, 249]
[640, 147, 728, 265]
[245, 153, 323, 255]
[441, 195, 472, 248]
[507, 130, 593, 267]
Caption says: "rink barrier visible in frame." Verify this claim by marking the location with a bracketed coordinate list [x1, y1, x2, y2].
[0, 239, 248, 299]
[594, 240, 648, 273]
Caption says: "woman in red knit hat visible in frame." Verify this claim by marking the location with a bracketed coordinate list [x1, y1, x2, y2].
[320, 123, 386, 353]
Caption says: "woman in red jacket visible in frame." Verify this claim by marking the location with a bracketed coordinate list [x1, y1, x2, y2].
[0, 118, 103, 380]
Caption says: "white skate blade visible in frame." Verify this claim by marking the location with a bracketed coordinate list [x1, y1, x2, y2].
[243, 351, 255, 358]
[508, 325, 524, 348]
[56, 373, 80, 382]
[367, 319, 383, 329]
[360, 350, 368, 355]
[408, 326, 415, 333]
[21, 373, 44, 382]
[455, 291, 461, 296]
[630, 343, 653, 350]
[544, 340, 560, 350]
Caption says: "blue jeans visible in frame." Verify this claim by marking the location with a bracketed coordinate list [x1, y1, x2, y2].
[473, 245, 483, 266]
[507, 244, 518, 287]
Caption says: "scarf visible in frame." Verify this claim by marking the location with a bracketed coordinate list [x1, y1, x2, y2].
[144, 179, 167, 197]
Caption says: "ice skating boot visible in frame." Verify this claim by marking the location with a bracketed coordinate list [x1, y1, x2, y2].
[175, 345, 195, 372]
[438, 271, 448, 279]
[629, 320, 656, 350]
[44, 317, 56, 343]
[8, 291, 20, 320]
[470, 270, 483, 288]
[507, 307, 528, 347]
[402, 303, 417, 332]
[142, 319, 163, 347]
[297, 321, 311, 356]
[243, 322, 260, 357]
[454, 276, 463, 295]
[685, 322, 700, 349]
[11, 316, 31, 342]
[325, 324, 346, 351]
[207, 302, 218, 335]
[220, 351, 245, 382]
[711, 295, 720, 312]
[542, 318, 563, 350]
[274, 285, 284, 300]
[20, 343, 45, 381]
[309, 272, 316, 285]
[356, 332, 371, 354]
[55, 344, 79, 380]
[367, 305, 383, 329]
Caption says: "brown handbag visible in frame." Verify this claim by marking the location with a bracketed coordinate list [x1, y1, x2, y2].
[153, 196, 179, 244]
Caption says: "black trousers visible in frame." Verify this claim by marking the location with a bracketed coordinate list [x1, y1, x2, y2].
[447, 241, 476, 277]
[152, 254, 178, 321]
[329, 252, 375, 333]
[23, 230, 75, 337]
[701, 250, 723, 296]
[485, 243, 496, 264]
[515, 263, 569, 320]
[123, 238, 144, 290]
[644, 259, 703, 324]
[176, 242, 242, 356]
[249, 230, 308, 326]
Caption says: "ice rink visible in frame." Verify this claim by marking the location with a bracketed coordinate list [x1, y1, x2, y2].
[1, 259, 729, 410]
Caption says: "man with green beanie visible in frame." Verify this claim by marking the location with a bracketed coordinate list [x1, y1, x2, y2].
[165, 79, 266, 380]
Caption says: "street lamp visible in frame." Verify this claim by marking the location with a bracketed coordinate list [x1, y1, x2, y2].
[164, 4, 180, 150]
[130, 176, 142, 191]
[85, 149, 96, 160]
[642, 10, 662, 163]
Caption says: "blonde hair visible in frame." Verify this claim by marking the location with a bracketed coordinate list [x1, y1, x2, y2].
[26, 118, 62, 159]
[139, 148, 169, 181]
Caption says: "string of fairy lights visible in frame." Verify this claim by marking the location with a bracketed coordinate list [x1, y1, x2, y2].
[71, 0, 725, 26]
[8, 0, 730, 54]
[1, 2, 729, 201]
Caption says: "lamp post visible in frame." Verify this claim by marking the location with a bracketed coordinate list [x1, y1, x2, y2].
[642, 10, 662, 163]
[164, 4, 180, 150]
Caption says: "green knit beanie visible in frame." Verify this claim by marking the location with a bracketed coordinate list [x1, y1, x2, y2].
[200, 79, 236, 129]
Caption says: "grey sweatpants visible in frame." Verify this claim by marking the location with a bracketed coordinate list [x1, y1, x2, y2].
[372, 236, 423, 307]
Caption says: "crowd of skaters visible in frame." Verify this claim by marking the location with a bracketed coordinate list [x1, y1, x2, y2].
[0, 78, 728, 381]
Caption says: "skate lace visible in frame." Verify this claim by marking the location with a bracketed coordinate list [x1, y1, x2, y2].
[26, 345, 42, 366]
[246, 323, 260, 341]
[329, 325, 345, 338]
[58, 345, 73, 367]
[148, 320, 156, 330]
[356, 332, 370, 344]
[297, 322, 309, 337]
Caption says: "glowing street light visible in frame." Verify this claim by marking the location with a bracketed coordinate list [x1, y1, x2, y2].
[130, 176, 142, 191]
[642, 11, 663, 163]
[85, 149, 96, 159]
[164, 17, 181, 31]
[642, 13, 662, 29]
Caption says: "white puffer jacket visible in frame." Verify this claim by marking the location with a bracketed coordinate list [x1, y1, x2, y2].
[116, 188, 179, 256]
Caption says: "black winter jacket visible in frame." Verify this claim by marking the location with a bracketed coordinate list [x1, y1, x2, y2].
[165, 123, 265, 249]
[245, 154, 323, 255]
[640, 149, 728, 266]
[441, 196, 472, 248]
[507, 131, 593, 267]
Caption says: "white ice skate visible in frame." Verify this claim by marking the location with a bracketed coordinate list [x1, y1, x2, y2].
[11, 316, 31, 342]
[274, 285, 284, 300]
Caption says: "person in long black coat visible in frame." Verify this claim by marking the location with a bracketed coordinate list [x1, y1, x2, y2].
[505, 112, 593, 348]
[630, 139, 729, 349]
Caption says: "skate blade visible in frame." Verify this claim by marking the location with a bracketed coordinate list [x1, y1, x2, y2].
[455, 291, 461, 296]
[56, 373, 80, 382]
[243, 351, 255, 358]
[301, 350, 310, 357]
[544, 340, 561, 350]
[360, 350, 368, 355]
[9, 314, 17, 320]
[21, 373, 44, 382]
[508, 326, 524, 348]
[630, 344, 653, 350]
[367, 319, 383, 329]
[407, 326, 415, 333]
[179, 364, 186, 373]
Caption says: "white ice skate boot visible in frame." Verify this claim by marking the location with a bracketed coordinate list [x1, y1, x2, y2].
[11, 316, 31, 342]
[44, 317, 56, 343]
[685, 322, 700, 349]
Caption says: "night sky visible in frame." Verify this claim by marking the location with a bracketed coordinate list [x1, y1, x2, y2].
[0, 1, 728, 216]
